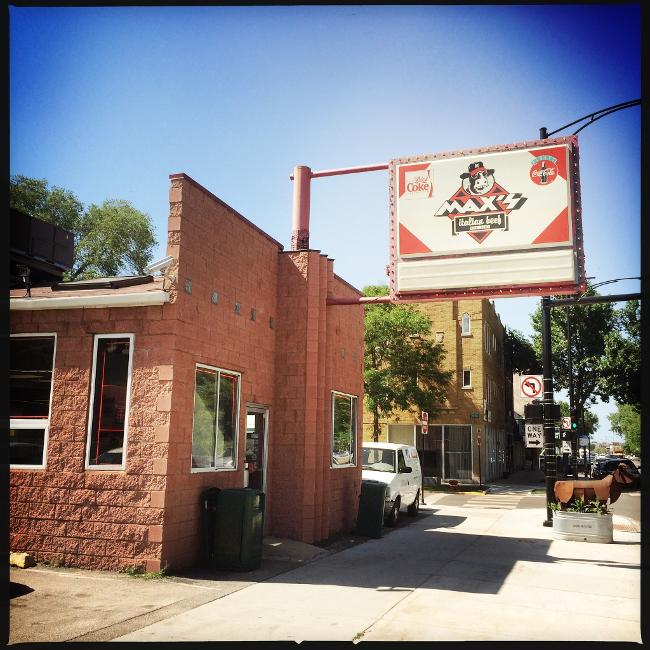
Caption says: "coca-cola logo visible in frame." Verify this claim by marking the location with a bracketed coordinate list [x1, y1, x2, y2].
[407, 176, 431, 193]
[404, 168, 433, 199]
[530, 156, 558, 186]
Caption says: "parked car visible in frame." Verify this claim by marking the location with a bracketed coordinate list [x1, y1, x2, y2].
[591, 457, 640, 487]
[361, 442, 422, 526]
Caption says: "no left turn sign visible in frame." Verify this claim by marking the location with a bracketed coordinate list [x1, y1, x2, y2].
[520, 375, 543, 399]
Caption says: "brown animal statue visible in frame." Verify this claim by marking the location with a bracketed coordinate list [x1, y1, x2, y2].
[554, 464, 637, 510]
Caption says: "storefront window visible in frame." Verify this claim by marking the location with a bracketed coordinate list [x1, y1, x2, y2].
[417, 424, 472, 481]
[10, 334, 56, 468]
[86, 335, 133, 468]
[331, 391, 357, 467]
[191, 365, 240, 470]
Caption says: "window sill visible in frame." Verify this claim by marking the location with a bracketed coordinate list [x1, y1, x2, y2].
[331, 464, 357, 469]
[461, 386, 473, 390]
[461, 332, 472, 337]
[10, 464, 46, 470]
[191, 467, 238, 473]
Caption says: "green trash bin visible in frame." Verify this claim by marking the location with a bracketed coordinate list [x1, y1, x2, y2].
[200, 487, 221, 566]
[213, 488, 265, 571]
[356, 479, 387, 538]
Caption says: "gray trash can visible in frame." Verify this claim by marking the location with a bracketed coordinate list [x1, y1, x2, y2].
[356, 480, 387, 538]
[213, 488, 265, 571]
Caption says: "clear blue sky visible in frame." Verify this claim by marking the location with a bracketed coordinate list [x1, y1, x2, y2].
[10, 5, 641, 441]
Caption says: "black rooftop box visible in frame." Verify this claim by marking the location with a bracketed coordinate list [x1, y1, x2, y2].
[11, 209, 74, 270]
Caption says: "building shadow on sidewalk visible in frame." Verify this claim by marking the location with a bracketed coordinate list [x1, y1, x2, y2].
[171, 507, 639, 597]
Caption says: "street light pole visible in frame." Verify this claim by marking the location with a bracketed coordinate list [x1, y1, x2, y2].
[541, 296, 556, 526]
[537, 103, 639, 525]
[566, 308, 578, 477]
[539, 125, 556, 526]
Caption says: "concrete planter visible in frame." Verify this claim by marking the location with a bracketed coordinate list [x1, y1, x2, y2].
[552, 511, 613, 543]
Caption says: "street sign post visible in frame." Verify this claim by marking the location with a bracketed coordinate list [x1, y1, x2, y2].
[561, 416, 571, 430]
[421, 411, 428, 434]
[520, 375, 543, 400]
[561, 440, 571, 454]
[524, 423, 543, 448]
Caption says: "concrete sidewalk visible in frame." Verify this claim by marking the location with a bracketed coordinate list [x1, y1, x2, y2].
[9, 491, 642, 643]
[8, 536, 337, 644]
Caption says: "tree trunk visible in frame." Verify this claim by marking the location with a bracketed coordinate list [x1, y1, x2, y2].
[373, 410, 379, 443]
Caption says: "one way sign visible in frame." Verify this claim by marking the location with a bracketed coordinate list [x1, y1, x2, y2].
[525, 423, 543, 448]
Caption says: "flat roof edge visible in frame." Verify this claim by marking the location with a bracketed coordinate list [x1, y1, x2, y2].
[10, 291, 170, 311]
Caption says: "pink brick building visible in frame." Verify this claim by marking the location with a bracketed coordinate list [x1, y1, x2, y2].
[9, 173, 364, 572]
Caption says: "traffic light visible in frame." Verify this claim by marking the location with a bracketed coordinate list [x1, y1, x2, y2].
[570, 410, 578, 430]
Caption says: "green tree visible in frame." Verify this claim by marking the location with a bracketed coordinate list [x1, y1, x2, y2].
[363, 285, 453, 442]
[10, 175, 157, 280]
[10, 175, 83, 233]
[505, 327, 542, 374]
[531, 285, 615, 429]
[597, 300, 640, 407]
[608, 404, 640, 456]
[74, 200, 157, 279]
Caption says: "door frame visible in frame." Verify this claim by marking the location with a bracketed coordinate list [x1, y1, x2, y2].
[245, 403, 269, 494]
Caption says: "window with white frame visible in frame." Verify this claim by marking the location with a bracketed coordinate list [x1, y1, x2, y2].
[461, 313, 471, 336]
[191, 364, 240, 470]
[86, 335, 134, 468]
[10, 334, 56, 467]
[332, 391, 357, 467]
[462, 368, 472, 388]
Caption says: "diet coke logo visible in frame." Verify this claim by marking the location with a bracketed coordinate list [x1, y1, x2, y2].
[530, 156, 558, 186]
[404, 168, 433, 199]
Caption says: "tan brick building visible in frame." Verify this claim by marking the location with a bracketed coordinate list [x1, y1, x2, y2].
[9, 173, 364, 572]
[363, 299, 515, 484]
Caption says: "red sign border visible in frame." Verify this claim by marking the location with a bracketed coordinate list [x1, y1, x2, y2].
[521, 374, 543, 399]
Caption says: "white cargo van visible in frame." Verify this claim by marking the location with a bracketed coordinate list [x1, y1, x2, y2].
[361, 442, 423, 526]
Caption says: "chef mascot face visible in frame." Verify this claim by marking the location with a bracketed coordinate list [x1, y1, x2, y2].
[461, 161, 495, 196]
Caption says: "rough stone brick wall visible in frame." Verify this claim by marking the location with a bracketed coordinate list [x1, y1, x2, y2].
[10, 305, 173, 572]
[269, 251, 312, 540]
[269, 252, 363, 544]
[160, 175, 282, 569]
[324, 267, 364, 540]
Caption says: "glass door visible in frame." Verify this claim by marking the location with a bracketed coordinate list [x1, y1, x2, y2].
[245, 406, 268, 492]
